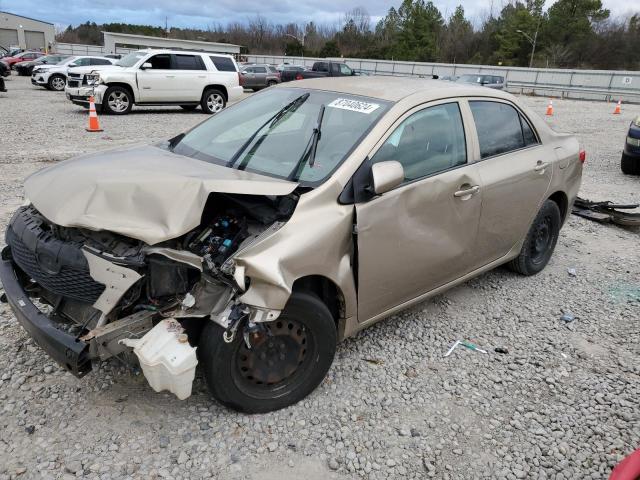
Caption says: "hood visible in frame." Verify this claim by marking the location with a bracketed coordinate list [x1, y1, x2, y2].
[68, 64, 121, 74]
[25, 144, 298, 245]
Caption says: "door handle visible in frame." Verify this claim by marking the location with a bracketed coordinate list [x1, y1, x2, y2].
[534, 161, 550, 172]
[453, 185, 480, 198]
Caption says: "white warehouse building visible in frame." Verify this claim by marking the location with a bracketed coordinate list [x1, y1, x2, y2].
[0, 11, 55, 51]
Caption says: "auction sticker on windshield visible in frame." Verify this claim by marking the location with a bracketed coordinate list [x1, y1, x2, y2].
[328, 98, 380, 114]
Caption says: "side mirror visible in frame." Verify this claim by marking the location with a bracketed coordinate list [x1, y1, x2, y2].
[371, 161, 404, 195]
[141, 62, 152, 70]
[68, 63, 77, 67]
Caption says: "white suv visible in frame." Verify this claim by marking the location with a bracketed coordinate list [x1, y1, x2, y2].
[31, 56, 116, 91]
[64, 49, 244, 114]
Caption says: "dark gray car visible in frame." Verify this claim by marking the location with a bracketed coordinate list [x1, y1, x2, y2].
[456, 74, 505, 90]
[240, 64, 281, 91]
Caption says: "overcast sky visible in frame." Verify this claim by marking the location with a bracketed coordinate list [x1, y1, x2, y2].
[1, 0, 635, 31]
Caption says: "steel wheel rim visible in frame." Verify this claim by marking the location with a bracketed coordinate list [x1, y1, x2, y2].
[232, 318, 313, 398]
[51, 77, 65, 90]
[108, 91, 129, 112]
[531, 215, 552, 264]
[207, 93, 224, 113]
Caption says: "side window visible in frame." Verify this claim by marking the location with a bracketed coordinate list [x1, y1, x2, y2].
[339, 64, 352, 75]
[210, 56, 236, 72]
[372, 102, 467, 183]
[74, 58, 91, 66]
[470, 101, 526, 158]
[173, 54, 205, 70]
[243, 67, 254, 73]
[254, 66, 267, 73]
[520, 114, 539, 146]
[91, 58, 112, 65]
[315, 62, 328, 72]
[146, 54, 172, 69]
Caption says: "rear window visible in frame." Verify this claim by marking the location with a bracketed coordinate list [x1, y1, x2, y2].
[174, 54, 205, 70]
[210, 56, 236, 72]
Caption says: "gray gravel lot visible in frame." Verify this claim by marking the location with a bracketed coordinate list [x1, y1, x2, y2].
[0, 74, 638, 480]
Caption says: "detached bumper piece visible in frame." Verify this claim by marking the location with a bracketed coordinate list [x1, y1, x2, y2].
[0, 247, 92, 376]
[571, 197, 640, 227]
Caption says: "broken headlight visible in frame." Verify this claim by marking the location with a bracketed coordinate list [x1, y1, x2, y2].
[86, 73, 101, 86]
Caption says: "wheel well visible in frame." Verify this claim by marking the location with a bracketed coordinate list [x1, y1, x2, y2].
[203, 84, 228, 101]
[105, 82, 135, 100]
[548, 191, 569, 221]
[292, 276, 343, 327]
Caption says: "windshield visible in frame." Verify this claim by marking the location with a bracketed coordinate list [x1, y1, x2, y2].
[116, 52, 146, 67]
[457, 75, 481, 83]
[173, 88, 389, 186]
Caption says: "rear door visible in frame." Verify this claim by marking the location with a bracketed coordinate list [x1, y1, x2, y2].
[171, 54, 207, 101]
[354, 100, 483, 322]
[137, 53, 173, 102]
[467, 99, 551, 264]
[252, 66, 268, 87]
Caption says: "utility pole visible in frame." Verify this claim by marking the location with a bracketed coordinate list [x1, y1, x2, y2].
[285, 33, 305, 63]
[517, 14, 541, 69]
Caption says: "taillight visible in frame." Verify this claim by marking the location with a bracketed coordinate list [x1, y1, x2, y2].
[238, 72, 244, 87]
[579, 149, 586, 164]
[295, 73, 303, 80]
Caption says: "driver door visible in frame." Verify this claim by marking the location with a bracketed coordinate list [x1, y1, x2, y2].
[136, 53, 173, 102]
[354, 101, 483, 322]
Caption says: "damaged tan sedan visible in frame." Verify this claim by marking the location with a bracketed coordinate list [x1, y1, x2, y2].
[0, 77, 583, 412]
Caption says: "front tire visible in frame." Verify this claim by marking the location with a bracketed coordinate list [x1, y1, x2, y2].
[200, 88, 226, 114]
[508, 199, 561, 276]
[621, 152, 640, 175]
[103, 86, 133, 115]
[199, 292, 337, 413]
[48, 74, 66, 91]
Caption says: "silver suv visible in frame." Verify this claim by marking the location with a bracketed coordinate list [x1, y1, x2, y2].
[240, 64, 281, 91]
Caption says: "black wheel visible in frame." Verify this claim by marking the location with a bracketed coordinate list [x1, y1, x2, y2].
[199, 292, 337, 413]
[180, 105, 198, 111]
[200, 88, 226, 114]
[103, 86, 132, 115]
[267, 80, 277, 87]
[48, 74, 66, 91]
[621, 152, 640, 175]
[508, 199, 561, 276]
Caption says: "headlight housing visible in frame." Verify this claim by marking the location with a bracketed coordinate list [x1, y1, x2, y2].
[627, 136, 640, 147]
[86, 73, 101, 86]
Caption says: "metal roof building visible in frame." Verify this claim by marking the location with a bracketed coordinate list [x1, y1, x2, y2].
[103, 32, 241, 56]
[0, 11, 55, 51]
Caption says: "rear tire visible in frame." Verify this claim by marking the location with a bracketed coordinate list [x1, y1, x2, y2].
[621, 152, 640, 175]
[508, 199, 561, 276]
[199, 292, 337, 413]
[48, 74, 66, 91]
[102, 86, 133, 115]
[267, 80, 277, 87]
[200, 88, 226, 114]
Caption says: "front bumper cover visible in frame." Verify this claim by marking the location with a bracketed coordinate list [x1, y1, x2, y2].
[65, 85, 102, 106]
[0, 246, 92, 377]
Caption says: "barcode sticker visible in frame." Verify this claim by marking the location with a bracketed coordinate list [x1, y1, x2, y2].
[328, 98, 380, 114]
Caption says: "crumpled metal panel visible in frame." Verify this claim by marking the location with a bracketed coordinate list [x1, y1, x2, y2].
[24, 144, 298, 245]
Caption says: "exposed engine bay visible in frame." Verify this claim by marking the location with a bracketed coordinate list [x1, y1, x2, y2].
[4, 192, 299, 392]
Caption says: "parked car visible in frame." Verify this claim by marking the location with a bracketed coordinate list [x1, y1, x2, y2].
[64, 49, 243, 114]
[277, 64, 306, 82]
[456, 74, 505, 89]
[2, 51, 44, 69]
[14, 54, 70, 76]
[439, 75, 458, 82]
[32, 55, 116, 91]
[0, 60, 9, 78]
[621, 116, 640, 175]
[0, 46, 23, 59]
[0, 77, 582, 413]
[240, 64, 281, 90]
[281, 60, 357, 82]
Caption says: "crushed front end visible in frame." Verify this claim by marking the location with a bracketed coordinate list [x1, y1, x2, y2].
[0, 193, 297, 393]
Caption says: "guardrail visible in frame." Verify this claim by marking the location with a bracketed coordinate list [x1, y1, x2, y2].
[247, 54, 640, 103]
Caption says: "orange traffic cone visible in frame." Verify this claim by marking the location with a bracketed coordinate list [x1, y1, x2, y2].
[545, 99, 553, 116]
[86, 96, 103, 132]
[613, 99, 621, 114]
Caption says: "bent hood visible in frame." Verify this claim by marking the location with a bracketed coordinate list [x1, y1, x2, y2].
[68, 65, 122, 75]
[25, 144, 298, 245]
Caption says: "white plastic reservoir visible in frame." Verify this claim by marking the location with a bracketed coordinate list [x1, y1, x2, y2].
[120, 318, 198, 400]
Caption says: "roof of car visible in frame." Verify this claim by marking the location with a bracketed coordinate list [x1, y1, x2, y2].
[136, 49, 234, 57]
[281, 76, 514, 103]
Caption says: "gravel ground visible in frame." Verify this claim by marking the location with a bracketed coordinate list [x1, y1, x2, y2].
[0, 74, 638, 480]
